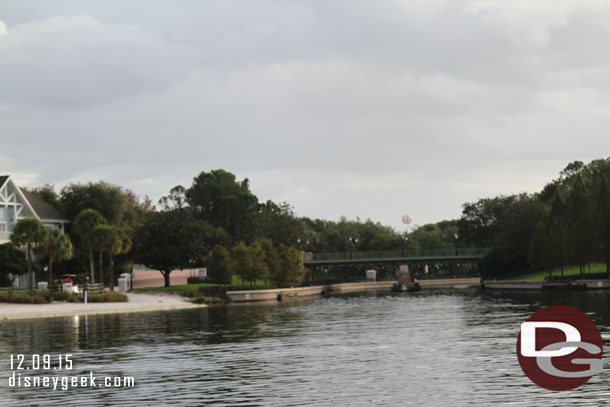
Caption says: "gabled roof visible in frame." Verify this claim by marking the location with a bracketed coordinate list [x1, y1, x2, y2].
[0, 176, 8, 190]
[20, 189, 68, 222]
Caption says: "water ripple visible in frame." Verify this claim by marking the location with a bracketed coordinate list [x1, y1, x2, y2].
[1, 289, 610, 406]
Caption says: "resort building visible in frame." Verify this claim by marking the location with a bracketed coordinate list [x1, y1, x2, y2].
[1, 176, 69, 286]
[0, 175, 68, 244]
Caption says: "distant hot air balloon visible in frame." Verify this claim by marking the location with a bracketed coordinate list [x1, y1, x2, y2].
[402, 213, 413, 225]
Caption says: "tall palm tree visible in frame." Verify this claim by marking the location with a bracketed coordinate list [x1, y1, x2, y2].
[73, 209, 106, 283]
[37, 228, 73, 286]
[110, 228, 132, 291]
[11, 217, 48, 294]
[91, 225, 121, 289]
[115, 227, 135, 289]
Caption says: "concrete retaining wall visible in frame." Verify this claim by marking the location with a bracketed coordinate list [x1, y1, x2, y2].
[226, 286, 325, 302]
[418, 278, 481, 288]
[581, 280, 610, 289]
[482, 281, 543, 290]
[226, 278, 481, 302]
[483, 279, 610, 290]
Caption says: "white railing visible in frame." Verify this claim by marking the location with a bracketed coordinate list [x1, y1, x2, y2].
[0, 231, 11, 243]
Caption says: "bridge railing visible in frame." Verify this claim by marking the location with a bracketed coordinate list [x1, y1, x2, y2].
[309, 247, 490, 262]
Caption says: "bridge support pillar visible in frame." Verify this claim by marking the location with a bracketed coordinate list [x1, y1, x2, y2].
[397, 264, 414, 283]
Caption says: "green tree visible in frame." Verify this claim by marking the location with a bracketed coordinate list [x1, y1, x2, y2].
[60, 181, 128, 225]
[548, 187, 568, 276]
[108, 228, 132, 291]
[249, 241, 269, 286]
[566, 175, 594, 276]
[116, 228, 133, 260]
[90, 225, 122, 289]
[26, 184, 61, 210]
[37, 228, 73, 285]
[186, 169, 259, 242]
[560, 160, 585, 179]
[72, 209, 107, 283]
[207, 244, 233, 285]
[0, 243, 28, 287]
[259, 238, 280, 282]
[276, 244, 305, 283]
[10, 217, 48, 294]
[133, 210, 211, 287]
[232, 242, 251, 286]
[158, 185, 187, 211]
[529, 208, 558, 279]
[302, 216, 403, 253]
[409, 224, 452, 250]
[596, 175, 610, 277]
[255, 201, 308, 247]
[357, 219, 405, 251]
[458, 194, 543, 277]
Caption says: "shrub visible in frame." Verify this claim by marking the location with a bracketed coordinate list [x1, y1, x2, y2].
[192, 295, 225, 305]
[46, 291, 83, 303]
[51, 291, 70, 301]
[180, 290, 200, 298]
[0, 290, 128, 303]
[198, 286, 226, 295]
[275, 281, 301, 288]
[208, 244, 233, 285]
[31, 293, 48, 304]
[0, 290, 49, 304]
[86, 292, 128, 303]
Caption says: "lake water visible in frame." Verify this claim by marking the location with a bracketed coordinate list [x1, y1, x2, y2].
[1, 289, 610, 406]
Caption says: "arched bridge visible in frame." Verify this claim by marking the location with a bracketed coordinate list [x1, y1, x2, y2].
[303, 248, 490, 268]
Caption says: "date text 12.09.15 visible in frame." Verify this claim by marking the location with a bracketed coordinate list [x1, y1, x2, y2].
[10, 354, 73, 370]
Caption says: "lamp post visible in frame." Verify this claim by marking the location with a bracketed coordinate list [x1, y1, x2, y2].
[348, 236, 358, 250]
[453, 233, 459, 277]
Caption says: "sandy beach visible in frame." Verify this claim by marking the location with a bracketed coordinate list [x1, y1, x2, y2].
[0, 292, 201, 320]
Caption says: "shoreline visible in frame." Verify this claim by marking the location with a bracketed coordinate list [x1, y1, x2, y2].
[0, 292, 202, 321]
[0, 278, 482, 320]
[226, 278, 481, 302]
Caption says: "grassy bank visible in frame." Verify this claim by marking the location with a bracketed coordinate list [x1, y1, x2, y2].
[508, 263, 608, 281]
[133, 275, 275, 297]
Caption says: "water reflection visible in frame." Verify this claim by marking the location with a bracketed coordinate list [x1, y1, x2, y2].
[1, 289, 610, 406]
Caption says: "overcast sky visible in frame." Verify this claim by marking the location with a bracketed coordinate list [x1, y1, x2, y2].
[1, 1, 610, 231]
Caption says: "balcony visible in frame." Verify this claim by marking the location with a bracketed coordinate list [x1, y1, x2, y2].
[0, 231, 11, 243]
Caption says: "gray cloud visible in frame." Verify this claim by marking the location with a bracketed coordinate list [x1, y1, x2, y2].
[0, 14, 194, 107]
[2, 0, 610, 230]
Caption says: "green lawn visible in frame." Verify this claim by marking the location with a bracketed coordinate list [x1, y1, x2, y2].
[508, 263, 608, 281]
[134, 275, 274, 295]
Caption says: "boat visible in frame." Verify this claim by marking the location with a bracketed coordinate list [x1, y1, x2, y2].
[391, 282, 420, 292]
[391, 265, 420, 292]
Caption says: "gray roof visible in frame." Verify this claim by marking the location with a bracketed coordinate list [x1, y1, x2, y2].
[0, 176, 8, 190]
[20, 189, 68, 222]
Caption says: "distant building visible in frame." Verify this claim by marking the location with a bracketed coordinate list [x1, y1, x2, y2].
[0, 175, 68, 244]
[0, 176, 69, 287]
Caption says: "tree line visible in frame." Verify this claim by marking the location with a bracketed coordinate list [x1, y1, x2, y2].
[208, 239, 304, 287]
[1, 169, 411, 288]
[7, 159, 600, 288]
[457, 159, 610, 278]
